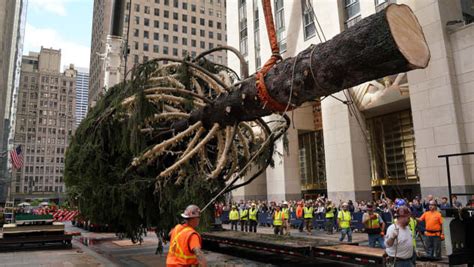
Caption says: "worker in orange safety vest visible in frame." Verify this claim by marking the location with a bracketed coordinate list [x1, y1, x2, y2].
[167, 204, 207, 267]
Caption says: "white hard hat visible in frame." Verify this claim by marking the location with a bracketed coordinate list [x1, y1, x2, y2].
[283, 201, 288, 205]
[181, 204, 201, 219]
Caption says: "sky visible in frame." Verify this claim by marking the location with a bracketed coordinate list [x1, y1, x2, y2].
[23, 0, 93, 70]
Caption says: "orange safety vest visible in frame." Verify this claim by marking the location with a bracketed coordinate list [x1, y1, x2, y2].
[166, 224, 202, 266]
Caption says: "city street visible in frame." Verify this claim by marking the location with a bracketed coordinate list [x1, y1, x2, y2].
[0, 222, 453, 266]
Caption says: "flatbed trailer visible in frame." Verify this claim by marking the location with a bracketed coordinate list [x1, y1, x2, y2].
[202, 230, 386, 266]
[0, 222, 73, 251]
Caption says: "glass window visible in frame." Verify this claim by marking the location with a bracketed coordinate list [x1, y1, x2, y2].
[153, 45, 159, 53]
[191, 39, 196, 47]
[164, 10, 169, 18]
[274, 0, 286, 52]
[239, 0, 248, 55]
[301, 0, 316, 40]
[154, 8, 160, 16]
[182, 25, 188, 33]
[154, 32, 159, 40]
[182, 14, 188, 22]
[200, 29, 205, 37]
[143, 43, 149, 51]
[191, 4, 196, 12]
[173, 48, 178, 56]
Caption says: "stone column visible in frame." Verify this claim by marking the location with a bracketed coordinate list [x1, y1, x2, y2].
[322, 92, 372, 202]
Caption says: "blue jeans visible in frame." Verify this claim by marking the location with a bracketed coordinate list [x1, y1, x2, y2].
[425, 236, 441, 259]
[393, 259, 414, 267]
[340, 227, 352, 242]
[368, 233, 385, 248]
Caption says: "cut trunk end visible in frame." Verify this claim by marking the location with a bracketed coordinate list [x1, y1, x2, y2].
[387, 4, 430, 68]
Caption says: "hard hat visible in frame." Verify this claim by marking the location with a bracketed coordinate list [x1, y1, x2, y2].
[395, 206, 411, 217]
[395, 199, 406, 208]
[251, 203, 256, 206]
[283, 201, 288, 205]
[232, 205, 236, 208]
[341, 202, 348, 207]
[181, 204, 201, 219]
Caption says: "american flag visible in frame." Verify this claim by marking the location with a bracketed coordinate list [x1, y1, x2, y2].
[10, 145, 23, 170]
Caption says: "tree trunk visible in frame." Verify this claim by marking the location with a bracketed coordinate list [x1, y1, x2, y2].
[184, 4, 429, 130]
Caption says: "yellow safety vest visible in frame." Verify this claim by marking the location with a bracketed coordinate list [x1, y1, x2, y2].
[338, 210, 351, 228]
[241, 209, 248, 221]
[304, 207, 314, 219]
[229, 210, 239, 221]
[273, 211, 283, 226]
[249, 208, 257, 221]
[325, 207, 334, 218]
[282, 208, 289, 220]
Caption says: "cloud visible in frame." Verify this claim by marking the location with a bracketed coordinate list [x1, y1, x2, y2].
[29, 0, 70, 16]
[23, 23, 90, 69]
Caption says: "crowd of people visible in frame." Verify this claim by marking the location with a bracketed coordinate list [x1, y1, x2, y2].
[214, 194, 473, 266]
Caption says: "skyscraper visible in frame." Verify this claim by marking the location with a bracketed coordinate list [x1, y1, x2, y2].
[88, 0, 227, 107]
[0, 0, 28, 202]
[75, 68, 89, 126]
[11, 48, 76, 202]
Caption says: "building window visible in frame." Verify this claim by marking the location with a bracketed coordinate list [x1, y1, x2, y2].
[274, 0, 286, 52]
[200, 41, 205, 49]
[191, 4, 196, 12]
[164, 10, 169, 18]
[154, 20, 160, 28]
[298, 130, 326, 192]
[182, 2, 188, 9]
[238, 0, 248, 56]
[192, 16, 196, 24]
[154, 32, 159, 40]
[173, 36, 179, 44]
[173, 48, 178, 56]
[182, 14, 188, 22]
[217, 22, 222, 29]
[134, 29, 139, 37]
[144, 31, 149, 38]
[164, 34, 169, 42]
[253, 0, 261, 68]
[366, 110, 419, 189]
[134, 3, 140, 12]
[301, 0, 316, 40]
[191, 28, 196, 35]
[182, 38, 188, 45]
[200, 6, 205, 14]
[135, 16, 140, 25]
[462, 0, 474, 25]
[163, 46, 169, 54]
[209, 32, 214, 39]
[154, 8, 160, 16]
[143, 43, 149, 51]
[191, 39, 196, 47]
[200, 29, 205, 37]
[344, 0, 361, 28]
[153, 45, 159, 53]
[144, 18, 150, 26]
[144, 6, 150, 14]
[173, 12, 179, 20]
[182, 25, 188, 33]
[174, 0, 179, 8]
[208, 20, 214, 28]
[200, 18, 205, 26]
[134, 41, 139, 50]
[164, 22, 169, 30]
[173, 24, 178, 32]
[164, 0, 169, 5]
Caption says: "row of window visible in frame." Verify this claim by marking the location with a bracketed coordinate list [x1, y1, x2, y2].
[24, 156, 65, 164]
[14, 186, 64, 193]
[128, 14, 223, 31]
[133, 52, 224, 65]
[129, 0, 223, 16]
[19, 176, 63, 184]
[132, 28, 223, 41]
[22, 165, 64, 174]
[23, 146, 65, 154]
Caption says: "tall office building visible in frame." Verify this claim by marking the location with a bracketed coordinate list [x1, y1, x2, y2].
[228, 0, 474, 202]
[0, 0, 28, 202]
[88, 0, 227, 107]
[75, 68, 89, 126]
[11, 48, 76, 202]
